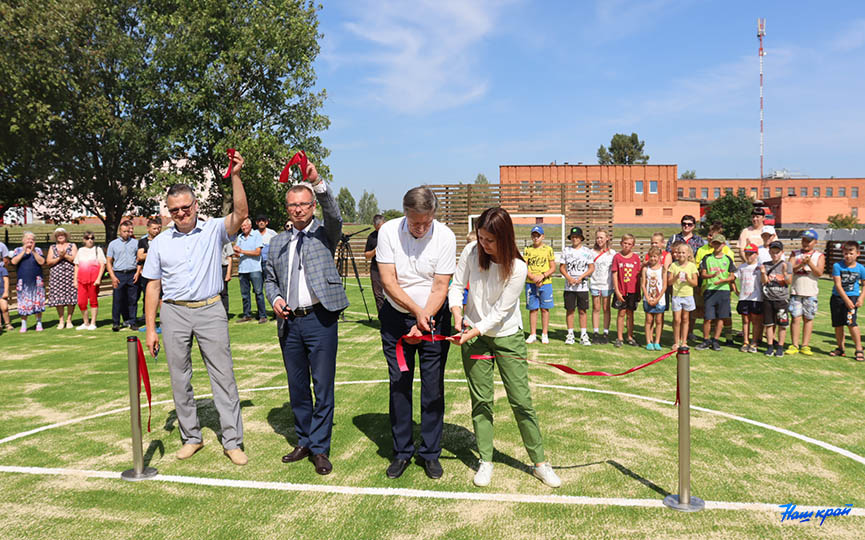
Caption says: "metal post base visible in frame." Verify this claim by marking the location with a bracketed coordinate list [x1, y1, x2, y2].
[663, 494, 705, 512]
[121, 467, 158, 482]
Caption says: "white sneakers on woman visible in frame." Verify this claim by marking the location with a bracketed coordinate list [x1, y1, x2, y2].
[532, 462, 562, 488]
[473, 460, 494, 487]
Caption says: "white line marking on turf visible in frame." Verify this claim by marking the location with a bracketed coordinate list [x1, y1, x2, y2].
[2, 380, 864, 469]
[1, 465, 862, 516]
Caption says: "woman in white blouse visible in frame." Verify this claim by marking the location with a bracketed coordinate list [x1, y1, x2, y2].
[448, 207, 561, 489]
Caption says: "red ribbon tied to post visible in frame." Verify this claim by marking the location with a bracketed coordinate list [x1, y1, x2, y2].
[135, 339, 153, 432]
[279, 151, 309, 183]
[223, 148, 236, 179]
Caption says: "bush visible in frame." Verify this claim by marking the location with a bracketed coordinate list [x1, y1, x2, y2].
[701, 193, 753, 239]
[827, 214, 861, 229]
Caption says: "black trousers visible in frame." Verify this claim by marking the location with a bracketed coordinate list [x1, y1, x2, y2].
[369, 267, 385, 312]
[379, 300, 450, 461]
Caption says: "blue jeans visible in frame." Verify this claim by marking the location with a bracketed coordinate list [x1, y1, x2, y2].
[238, 271, 266, 319]
[112, 270, 138, 325]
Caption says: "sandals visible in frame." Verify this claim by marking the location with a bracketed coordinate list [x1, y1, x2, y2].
[829, 348, 845, 357]
[856, 350, 864, 362]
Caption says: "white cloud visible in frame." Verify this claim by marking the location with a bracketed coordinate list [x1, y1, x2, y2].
[831, 18, 865, 52]
[329, 0, 509, 114]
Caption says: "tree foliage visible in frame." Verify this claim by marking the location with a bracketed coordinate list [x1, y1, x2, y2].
[597, 133, 649, 165]
[474, 173, 488, 184]
[357, 190, 379, 225]
[701, 193, 753, 239]
[680, 169, 696, 179]
[827, 214, 861, 229]
[382, 209, 403, 221]
[337, 187, 357, 222]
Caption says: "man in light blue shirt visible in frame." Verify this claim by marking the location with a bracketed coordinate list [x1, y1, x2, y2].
[233, 218, 266, 323]
[106, 220, 140, 331]
[142, 151, 250, 467]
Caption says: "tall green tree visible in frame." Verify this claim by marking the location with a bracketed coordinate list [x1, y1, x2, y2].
[357, 190, 379, 224]
[597, 133, 649, 165]
[702, 193, 753, 239]
[474, 173, 489, 184]
[337, 187, 357, 222]
[382, 209, 403, 221]
[680, 169, 697, 179]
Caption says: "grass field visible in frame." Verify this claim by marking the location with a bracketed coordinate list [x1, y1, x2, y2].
[1, 277, 864, 539]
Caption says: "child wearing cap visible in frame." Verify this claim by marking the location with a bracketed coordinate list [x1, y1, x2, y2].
[641, 247, 667, 350]
[757, 225, 783, 264]
[830, 241, 865, 361]
[560, 226, 595, 345]
[736, 243, 763, 353]
[761, 241, 790, 357]
[696, 233, 737, 351]
[696, 222, 736, 345]
[786, 229, 825, 356]
[524, 226, 555, 344]
[668, 241, 697, 350]
[590, 230, 616, 343]
[612, 234, 641, 347]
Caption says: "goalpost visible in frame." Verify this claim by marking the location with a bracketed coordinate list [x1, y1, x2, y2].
[468, 213, 567, 257]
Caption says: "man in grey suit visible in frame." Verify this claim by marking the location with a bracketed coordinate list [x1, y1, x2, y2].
[264, 158, 349, 475]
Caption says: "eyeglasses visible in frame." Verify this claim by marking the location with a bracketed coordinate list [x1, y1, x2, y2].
[287, 202, 314, 210]
[83, 236, 94, 240]
[168, 201, 196, 215]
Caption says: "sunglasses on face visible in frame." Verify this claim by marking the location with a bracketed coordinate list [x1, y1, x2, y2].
[168, 202, 195, 215]
[83, 236, 94, 240]
[681, 222, 695, 227]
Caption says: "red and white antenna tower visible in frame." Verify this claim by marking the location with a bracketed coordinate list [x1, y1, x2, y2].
[758, 18, 766, 179]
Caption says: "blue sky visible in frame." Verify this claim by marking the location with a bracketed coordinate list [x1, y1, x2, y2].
[314, 0, 865, 211]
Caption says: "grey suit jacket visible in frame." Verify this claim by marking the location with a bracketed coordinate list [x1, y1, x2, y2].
[264, 182, 350, 337]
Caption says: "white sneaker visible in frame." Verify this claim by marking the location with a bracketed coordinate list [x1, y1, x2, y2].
[87, 324, 97, 330]
[540, 334, 549, 344]
[565, 333, 575, 345]
[473, 460, 494, 487]
[533, 462, 561, 488]
[77, 324, 89, 330]
[525, 334, 537, 344]
[580, 333, 592, 346]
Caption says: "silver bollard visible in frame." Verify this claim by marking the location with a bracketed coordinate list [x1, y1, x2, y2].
[122, 336, 158, 481]
[663, 346, 704, 512]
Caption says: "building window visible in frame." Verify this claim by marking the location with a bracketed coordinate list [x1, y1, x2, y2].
[701, 188, 709, 199]
[677, 187, 683, 198]
[635, 181, 644, 194]
[840, 187, 846, 197]
[738, 188, 746, 197]
[813, 187, 820, 197]
[725, 187, 733, 195]
[827, 187, 834, 197]
[775, 187, 782, 196]
[713, 188, 721, 199]
[663, 208, 673, 216]
[689, 187, 696, 198]
[853, 207, 859, 218]
[649, 180, 658, 194]
[800, 187, 807, 197]
[750, 187, 758, 198]
[853, 187, 859, 199]
[763, 187, 770, 198]
[788, 187, 795, 196]
[635, 208, 643, 216]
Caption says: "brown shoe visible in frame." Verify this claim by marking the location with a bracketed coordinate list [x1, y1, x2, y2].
[312, 453, 332, 475]
[258, 318, 268, 324]
[281, 446, 311, 463]
[176, 442, 204, 460]
[238, 316, 252, 323]
[224, 448, 248, 466]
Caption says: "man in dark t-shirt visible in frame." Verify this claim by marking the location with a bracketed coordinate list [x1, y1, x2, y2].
[136, 217, 163, 319]
[364, 214, 385, 311]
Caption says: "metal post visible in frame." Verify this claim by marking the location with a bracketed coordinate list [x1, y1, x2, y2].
[663, 346, 704, 512]
[122, 336, 157, 481]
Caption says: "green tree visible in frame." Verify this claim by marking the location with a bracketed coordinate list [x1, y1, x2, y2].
[702, 193, 753, 239]
[474, 173, 489, 184]
[680, 169, 697, 179]
[382, 209, 403, 221]
[827, 214, 861, 229]
[357, 190, 379, 224]
[597, 133, 649, 165]
[337, 187, 357, 222]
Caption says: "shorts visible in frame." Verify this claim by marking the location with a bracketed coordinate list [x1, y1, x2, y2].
[564, 290, 589, 312]
[763, 299, 790, 327]
[830, 295, 859, 328]
[526, 283, 554, 311]
[737, 300, 764, 316]
[643, 300, 666, 314]
[703, 289, 731, 320]
[788, 295, 818, 320]
[591, 288, 612, 297]
[613, 292, 639, 311]
[671, 296, 696, 312]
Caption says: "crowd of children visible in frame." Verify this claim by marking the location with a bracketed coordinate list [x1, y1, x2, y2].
[531, 223, 865, 361]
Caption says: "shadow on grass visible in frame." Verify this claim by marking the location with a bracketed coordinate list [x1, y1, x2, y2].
[606, 459, 671, 497]
[351, 318, 381, 331]
[161, 398, 254, 447]
[266, 402, 298, 448]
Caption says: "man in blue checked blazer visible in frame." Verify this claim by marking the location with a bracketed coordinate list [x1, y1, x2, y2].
[264, 158, 349, 476]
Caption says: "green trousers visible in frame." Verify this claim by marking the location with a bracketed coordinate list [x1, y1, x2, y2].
[461, 332, 546, 464]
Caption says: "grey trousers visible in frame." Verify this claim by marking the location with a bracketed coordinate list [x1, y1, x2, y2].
[160, 301, 244, 449]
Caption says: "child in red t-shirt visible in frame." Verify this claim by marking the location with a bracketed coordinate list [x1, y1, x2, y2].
[612, 234, 642, 347]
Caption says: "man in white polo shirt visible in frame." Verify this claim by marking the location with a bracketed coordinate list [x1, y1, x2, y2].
[376, 186, 456, 480]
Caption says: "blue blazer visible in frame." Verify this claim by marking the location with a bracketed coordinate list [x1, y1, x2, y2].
[264, 183, 350, 337]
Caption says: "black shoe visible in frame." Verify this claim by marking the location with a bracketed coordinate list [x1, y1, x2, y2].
[312, 453, 332, 475]
[420, 457, 443, 479]
[711, 339, 721, 351]
[726, 337, 736, 347]
[112, 324, 120, 332]
[764, 345, 775, 356]
[129, 324, 139, 332]
[774, 347, 785, 357]
[281, 446, 311, 463]
[386, 458, 410, 479]
[695, 339, 711, 350]
[592, 333, 601, 344]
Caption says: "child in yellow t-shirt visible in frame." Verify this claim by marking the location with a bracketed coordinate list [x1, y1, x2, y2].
[667, 241, 698, 349]
[524, 226, 555, 344]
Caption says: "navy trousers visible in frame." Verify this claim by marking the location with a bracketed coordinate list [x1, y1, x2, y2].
[379, 300, 450, 461]
[278, 306, 339, 455]
[112, 270, 138, 325]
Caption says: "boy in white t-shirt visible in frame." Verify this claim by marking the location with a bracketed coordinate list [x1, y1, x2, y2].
[559, 227, 595, 345]
[786, 229, 825, 356]
[736, 243, 763, 353]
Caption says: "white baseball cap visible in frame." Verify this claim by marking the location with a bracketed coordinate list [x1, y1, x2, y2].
[761, 225, 776, 235]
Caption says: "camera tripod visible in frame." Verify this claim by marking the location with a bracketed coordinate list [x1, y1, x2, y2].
[336, 227, 372, 321]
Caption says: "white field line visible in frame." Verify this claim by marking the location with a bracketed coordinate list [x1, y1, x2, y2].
[2, 380, 864, 470]
[0, 464, 862, 516]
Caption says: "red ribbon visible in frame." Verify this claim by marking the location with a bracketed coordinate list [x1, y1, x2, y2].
[395, 334, 455, 372]
[135, 339, 152, 432]
[223, 148, 236, 179]
[279, 151, 308, 183]
[469, 349, 676, 378]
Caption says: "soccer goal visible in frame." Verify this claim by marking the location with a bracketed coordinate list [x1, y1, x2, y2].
[468, 213, 567, 255]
